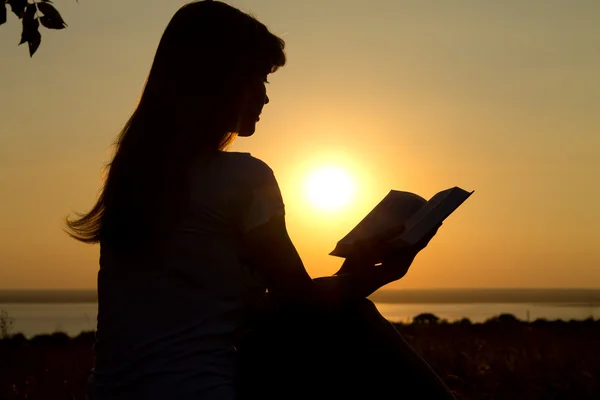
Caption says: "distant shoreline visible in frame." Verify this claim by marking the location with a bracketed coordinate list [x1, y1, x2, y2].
[0, 290, 97, 303]
[370, 288, 600, 305]
[1, 288, 600, 305]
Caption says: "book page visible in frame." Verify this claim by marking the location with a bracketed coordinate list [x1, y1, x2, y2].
[330, 190, 427, 257]
[394, 187, 473, 247]
[402, 188, 455, 232]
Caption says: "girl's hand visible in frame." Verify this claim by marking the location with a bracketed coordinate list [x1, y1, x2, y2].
[334, 242, 381, 276]
[335, 224, 409, 276]
[380, 224, 441, 281]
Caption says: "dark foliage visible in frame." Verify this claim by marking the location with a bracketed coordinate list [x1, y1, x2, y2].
[413, 312, 441, 324]
[1, 0, 68, 57]
[0, 319, 599, 399]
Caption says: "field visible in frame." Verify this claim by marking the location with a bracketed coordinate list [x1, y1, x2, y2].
[1, 316, 598, 400]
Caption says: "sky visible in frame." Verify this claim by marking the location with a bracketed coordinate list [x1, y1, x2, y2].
[1, 0, 599, 289]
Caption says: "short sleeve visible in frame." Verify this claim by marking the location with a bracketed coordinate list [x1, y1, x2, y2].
[239, 162, 285, 232]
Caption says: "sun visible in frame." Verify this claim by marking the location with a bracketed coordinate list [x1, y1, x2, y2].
[304, 166, 356, 212]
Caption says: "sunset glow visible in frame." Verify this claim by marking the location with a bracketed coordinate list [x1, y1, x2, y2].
[1, 0, 599, 289]
[303, 166, 356, 212]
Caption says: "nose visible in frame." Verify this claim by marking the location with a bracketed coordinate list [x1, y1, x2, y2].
[264, 95, 269, 105]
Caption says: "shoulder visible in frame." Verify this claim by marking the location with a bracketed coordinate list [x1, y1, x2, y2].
[218, 152, 276, 183]
[220, 152, 272, 171]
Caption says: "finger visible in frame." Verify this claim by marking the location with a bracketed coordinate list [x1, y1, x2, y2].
[348, 245, 379, 267]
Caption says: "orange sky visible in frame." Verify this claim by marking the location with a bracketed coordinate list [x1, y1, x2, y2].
[1, 0, 599, 289]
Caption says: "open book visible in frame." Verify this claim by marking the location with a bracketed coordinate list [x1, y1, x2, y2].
[330, 187, 473, 258]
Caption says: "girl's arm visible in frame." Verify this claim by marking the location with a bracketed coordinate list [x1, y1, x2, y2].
[242, 215, 437, 313]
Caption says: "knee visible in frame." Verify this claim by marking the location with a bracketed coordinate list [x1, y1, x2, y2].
[355, 298, 378, 314]
[348, 298, 380, 319]
[336, 298, 383, 327]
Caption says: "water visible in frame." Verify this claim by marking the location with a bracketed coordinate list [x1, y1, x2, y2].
[1, 300, 598, 338]
[0, 303, 98, 338]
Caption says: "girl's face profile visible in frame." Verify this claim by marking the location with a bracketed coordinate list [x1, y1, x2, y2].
[236, 76, 269, 137]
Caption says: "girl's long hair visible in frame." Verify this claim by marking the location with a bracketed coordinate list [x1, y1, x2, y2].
[65, 1, 285, 256]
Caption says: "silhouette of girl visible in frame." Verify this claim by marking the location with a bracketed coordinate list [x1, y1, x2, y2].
[67, 1, 456, 399]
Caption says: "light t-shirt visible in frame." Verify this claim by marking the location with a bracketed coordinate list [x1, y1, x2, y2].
[88, 152, 285, 400]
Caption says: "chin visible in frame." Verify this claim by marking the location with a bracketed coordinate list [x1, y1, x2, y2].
[238, 124, 256, 137]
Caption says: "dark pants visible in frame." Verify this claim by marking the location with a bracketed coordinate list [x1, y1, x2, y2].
[236, 299, 456, 400]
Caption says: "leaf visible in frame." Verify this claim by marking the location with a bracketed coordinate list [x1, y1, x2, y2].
[25, 3, 37, 19]
[37, 2, 67, 29]
[28, 28, 41, 57]
[7, 0, 27, 19]
[40, 15, 66, 30]
[0, 5, 7, 26]
[18, 6, 39, 46]
[22, 4, 42, 57]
